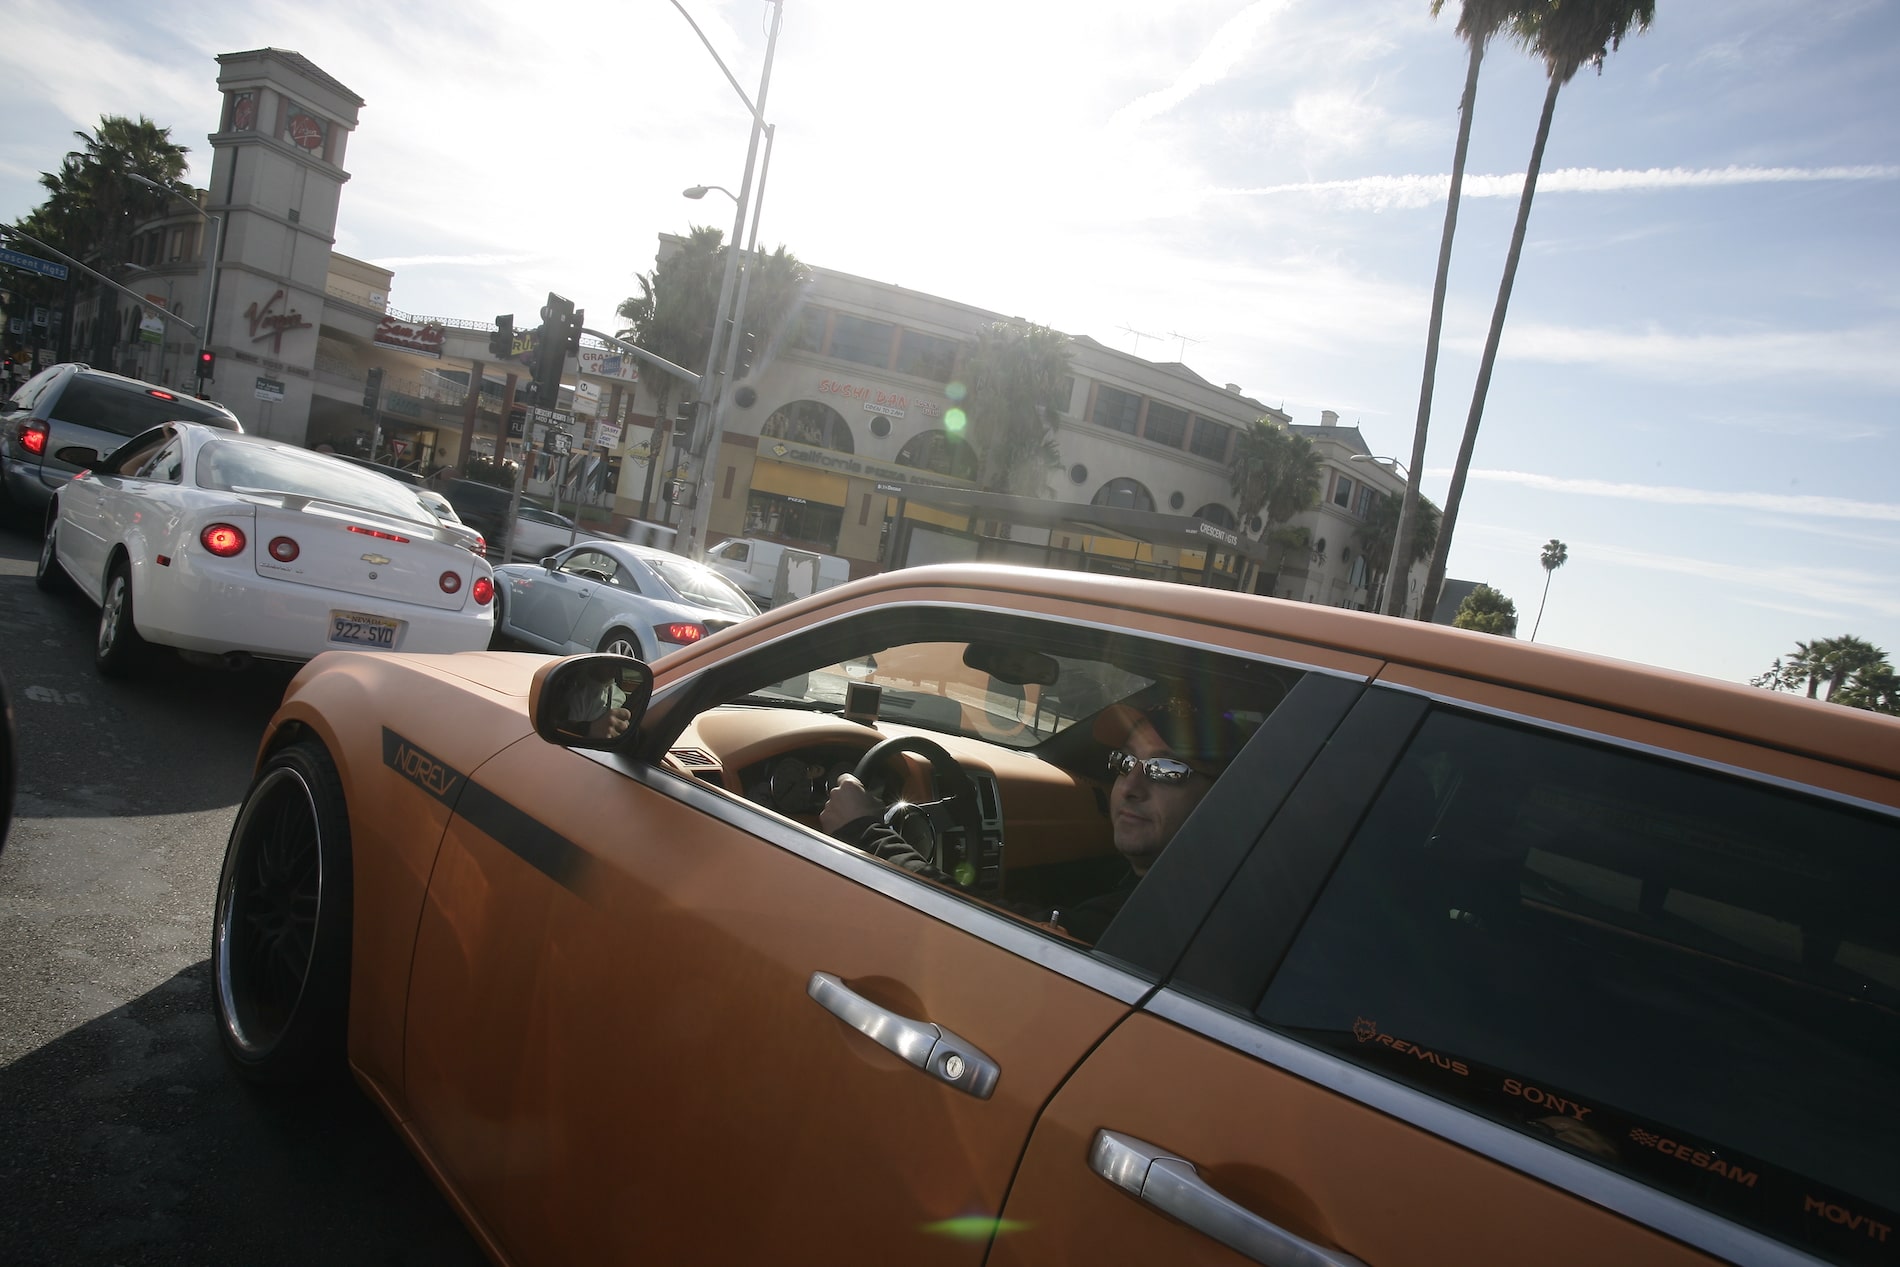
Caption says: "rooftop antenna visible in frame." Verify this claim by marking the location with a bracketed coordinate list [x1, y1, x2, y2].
[1167, 330, 1202, 361]
[1119, 323, 1159, 356]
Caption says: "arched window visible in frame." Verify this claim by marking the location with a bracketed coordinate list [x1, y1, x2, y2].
[1192, 503, 1237, 529]
[1092, 477, 1154, 512]
[760, 400, 854, 453]
[895, 428, 977, 481]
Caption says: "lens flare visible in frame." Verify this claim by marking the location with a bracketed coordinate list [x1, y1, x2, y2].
[921, 1216, 1031, 1241]
[945, 381, 967, 402]
[945, 408, 967, 433]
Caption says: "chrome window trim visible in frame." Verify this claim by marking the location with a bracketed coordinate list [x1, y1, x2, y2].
[1376, 679, 1900, 822]
[582, 747, 1153, 1005]
[1145, 988, 1830, 1267]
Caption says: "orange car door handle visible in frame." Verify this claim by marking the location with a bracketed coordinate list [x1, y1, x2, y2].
[1090, 1130, 1367, 1267]
[807, 972, 999, 1099]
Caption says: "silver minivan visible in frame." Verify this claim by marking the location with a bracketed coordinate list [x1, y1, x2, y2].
[1, 363, 241, 526]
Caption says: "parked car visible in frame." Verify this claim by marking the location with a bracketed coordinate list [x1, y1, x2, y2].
[491, 539, 758, 660]
[1, 362, 240, 525]
[210, 564, 1899, 1266]
[702, 535, 850, 608]
[36, 422, 495, 676]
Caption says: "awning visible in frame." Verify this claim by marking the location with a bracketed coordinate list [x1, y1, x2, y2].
[750, 459, 849, 506]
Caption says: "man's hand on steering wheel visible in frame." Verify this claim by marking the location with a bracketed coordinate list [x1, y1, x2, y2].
[821, 773, 886, 837]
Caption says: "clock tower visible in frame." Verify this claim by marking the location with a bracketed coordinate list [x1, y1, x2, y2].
[204, 49, 364, 441]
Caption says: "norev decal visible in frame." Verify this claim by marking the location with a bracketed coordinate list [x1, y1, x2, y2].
[382, 728, 465, 805]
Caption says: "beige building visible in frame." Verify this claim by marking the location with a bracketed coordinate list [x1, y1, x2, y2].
[87, 46, 1427, 612]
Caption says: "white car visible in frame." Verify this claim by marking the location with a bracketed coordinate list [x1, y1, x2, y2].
[491, 539, 758, 660]
[35, 422, 496, 676]
[413, 487, 488, 557]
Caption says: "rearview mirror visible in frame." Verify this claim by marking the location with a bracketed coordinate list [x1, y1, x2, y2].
[55, 445, 102, 468]
[530, 653, 654, 751]
[963, 642, 1060, 687]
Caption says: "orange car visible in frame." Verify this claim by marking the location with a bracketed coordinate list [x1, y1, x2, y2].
[209, 564, 1900, 1267]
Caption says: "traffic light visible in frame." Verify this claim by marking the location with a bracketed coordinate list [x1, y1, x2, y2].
[534, 292, 574, 394]
[489, 314, 514, 360]
[362, 366, 384, 413]
[196, 348, 216, 382]
[563, 307, 584, 356]
[672, 399, 695, 453]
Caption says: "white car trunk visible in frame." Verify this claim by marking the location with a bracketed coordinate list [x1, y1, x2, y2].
[248, 499, 476, 613]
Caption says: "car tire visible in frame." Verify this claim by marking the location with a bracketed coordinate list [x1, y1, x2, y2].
[598, 628, 644, 659]
[488, 591, 512, 650]
[34, 518, 70, 594]
[210, 739, 354, 1085]
[94, 559, 149, 677]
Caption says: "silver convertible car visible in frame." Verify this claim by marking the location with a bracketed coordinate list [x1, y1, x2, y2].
[491, 539, 759, 660]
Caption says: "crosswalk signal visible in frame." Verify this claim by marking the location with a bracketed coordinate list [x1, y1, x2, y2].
[196, 348, 216, 382]
[489, 314, 514, 360]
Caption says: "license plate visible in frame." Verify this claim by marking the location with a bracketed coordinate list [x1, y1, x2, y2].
[329, 611, 401, 648]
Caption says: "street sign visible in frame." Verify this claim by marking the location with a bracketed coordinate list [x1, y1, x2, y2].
[254, 376, 286, 402]
[0, 247, 68, 282]
[549, 429, 572, 456]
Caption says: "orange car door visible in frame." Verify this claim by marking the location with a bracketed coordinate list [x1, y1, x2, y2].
[399, 737, 1150, 1267]
[995, 687, 1900, 1267]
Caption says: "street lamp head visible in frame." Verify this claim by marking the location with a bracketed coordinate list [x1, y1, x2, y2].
[683, 184, 738, 203]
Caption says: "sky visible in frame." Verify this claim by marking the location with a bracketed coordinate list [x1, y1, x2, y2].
[3, 0, 1897, 689]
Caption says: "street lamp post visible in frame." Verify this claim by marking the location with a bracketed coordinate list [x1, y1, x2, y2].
[670, 0, 783, 561]
[128, 174, 222, 395]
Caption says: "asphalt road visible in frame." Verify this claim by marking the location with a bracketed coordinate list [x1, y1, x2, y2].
[0, 519, 486, 1266]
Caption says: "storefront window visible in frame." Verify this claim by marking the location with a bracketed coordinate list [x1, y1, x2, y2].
[895, 429, 978, 481]
[761, 400, 854, 452]
[1092, 385, 1140, 435]
[742, 493, 845, 552]
[1142, 401, 1189, 448]
[827, 315, 896, 369]
[787, 306, 829, 353]
[895, 330, 960, 382]
[1188, 416, 1231, 462]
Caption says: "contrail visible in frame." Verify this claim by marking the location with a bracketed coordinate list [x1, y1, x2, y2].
[1214, 165, 1900, 211]
[1455, 468, 1900, 523]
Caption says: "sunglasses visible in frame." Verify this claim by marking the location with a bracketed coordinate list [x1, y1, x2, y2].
[1106, 749, 1199, 785]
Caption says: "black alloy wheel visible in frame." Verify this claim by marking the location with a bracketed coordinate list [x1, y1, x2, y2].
[211, 741, 354, 1084]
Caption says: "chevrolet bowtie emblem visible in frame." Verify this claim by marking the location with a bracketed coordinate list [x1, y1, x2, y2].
[361, 553, 392, 566]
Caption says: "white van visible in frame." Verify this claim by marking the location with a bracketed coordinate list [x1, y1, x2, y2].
[703, 538, 850, 608]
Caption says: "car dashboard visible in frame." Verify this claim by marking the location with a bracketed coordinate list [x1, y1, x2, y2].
[665, 704, 1114, 900]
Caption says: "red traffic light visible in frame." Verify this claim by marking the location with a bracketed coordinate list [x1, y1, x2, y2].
[196, 348, 216, 380]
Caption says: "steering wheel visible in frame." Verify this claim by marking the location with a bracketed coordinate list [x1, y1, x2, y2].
[851, 735, 985, 876]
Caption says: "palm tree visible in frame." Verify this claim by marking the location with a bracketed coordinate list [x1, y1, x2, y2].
[1529, 537, 1568, 640]
[1417, 0, 1656, 620]
[1385, 0, 1532, 616]
[62, 116, 189, 366]
[1810, 634, 1888, 702]
[1355, 491, 1440, 615]
[1230, 421, 1323, 589]
[616, 227, 808, 516]
[959, 319, 1071, 496]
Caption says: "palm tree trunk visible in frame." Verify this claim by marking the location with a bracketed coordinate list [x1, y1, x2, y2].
[1387, 35, 1485, 616]
[1531, 569, 1553, 640]
[1418, 73, 1563, 621]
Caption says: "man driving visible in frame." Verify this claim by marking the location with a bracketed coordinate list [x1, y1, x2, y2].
[821, 691, 1247, 942]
